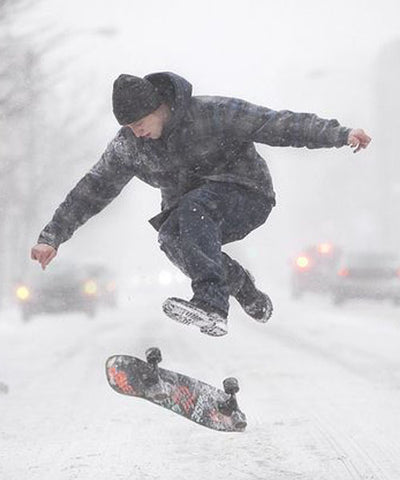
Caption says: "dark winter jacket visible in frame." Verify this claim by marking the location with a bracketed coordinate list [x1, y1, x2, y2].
[38, 72, 350, 249]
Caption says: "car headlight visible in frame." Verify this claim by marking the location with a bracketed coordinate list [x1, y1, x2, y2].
[296, 256, 310, 269]
[83, 280, 98, 296]
[317, 243, 333, 255]
[16, 285, 31, 301]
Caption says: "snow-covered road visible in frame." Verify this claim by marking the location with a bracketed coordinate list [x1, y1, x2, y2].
[1, 289, 400, 480]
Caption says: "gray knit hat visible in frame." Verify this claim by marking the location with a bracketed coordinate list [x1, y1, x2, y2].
[112, 74, 162, 125]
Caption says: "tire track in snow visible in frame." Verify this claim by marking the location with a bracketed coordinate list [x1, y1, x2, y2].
[256, 302, 400, 480]
[309, 412, 397, 480]
[266, 320, 399, 387]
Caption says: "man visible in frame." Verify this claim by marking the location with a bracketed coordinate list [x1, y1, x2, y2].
[31, 72, 371, 337]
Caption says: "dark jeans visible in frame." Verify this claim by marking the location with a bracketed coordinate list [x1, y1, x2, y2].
[158, 182, 274, 315]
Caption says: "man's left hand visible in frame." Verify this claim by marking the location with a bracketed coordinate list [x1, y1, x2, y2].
[348, 129, 371, 153]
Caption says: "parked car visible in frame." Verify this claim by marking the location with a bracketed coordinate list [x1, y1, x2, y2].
[291, 243, 342, 298]
[332, 251, 400, 305]
[15, 264, 101, 321]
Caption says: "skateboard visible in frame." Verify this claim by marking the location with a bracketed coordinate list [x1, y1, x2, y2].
[105, 347, 247, 432]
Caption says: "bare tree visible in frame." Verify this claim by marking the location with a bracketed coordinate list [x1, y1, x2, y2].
[0, 3, 116, 306]
[0, 0, 36, 304]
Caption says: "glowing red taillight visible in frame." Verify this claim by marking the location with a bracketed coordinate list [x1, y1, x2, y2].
[317, 243, 333, 255]
[338, 268, 349, 277]
[296, 256, 310, 269]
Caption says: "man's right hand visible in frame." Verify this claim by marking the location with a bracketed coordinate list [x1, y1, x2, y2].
[31, 243, 57, 270]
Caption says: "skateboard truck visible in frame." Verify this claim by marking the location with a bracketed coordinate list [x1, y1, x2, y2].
[142, 347, 169, 401]
[218, 377, 247, 430]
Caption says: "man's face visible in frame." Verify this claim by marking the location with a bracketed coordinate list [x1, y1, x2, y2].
[126, 110, 165, 140]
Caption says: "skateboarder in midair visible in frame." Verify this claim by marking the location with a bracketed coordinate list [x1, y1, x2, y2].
[31, 72, 371, 336]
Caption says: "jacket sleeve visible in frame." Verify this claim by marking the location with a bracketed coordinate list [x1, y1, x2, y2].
[219, 98, 351, 149]
[37, 130, 136, 249]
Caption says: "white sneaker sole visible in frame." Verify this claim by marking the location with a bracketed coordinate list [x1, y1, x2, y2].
[200, 320, 228, 337]
[162, 298, 228, 337]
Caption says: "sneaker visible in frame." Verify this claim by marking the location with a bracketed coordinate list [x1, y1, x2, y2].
[199, 313, 228, 337]
[234, 271, 273, 323]
[162, 297, 228, 337]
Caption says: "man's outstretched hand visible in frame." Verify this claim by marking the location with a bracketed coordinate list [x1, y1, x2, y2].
[31, 243, 57, 270]
[348, 129, 371, 153]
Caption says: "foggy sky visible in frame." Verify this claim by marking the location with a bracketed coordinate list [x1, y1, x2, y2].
[8, 0, 400, 283]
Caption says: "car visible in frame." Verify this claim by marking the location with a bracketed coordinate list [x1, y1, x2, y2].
[121, 267, 187, 302]
[127, 268, 186, 291]
[82, 263, 118, 308]
[291, 243, 342, 298]
[14, 264, 101, 321]
[332, 251, 400, 305]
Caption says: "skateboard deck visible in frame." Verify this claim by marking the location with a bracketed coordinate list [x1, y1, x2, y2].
[105, 348, 247, 432]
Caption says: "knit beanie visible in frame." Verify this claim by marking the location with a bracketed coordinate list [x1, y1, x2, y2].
[112, 74, 162, 125]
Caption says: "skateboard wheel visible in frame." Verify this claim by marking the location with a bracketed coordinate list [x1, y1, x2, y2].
[232, 410, 247, 431]
[223, 377, 239, 395]
[145, 347, 162, 365]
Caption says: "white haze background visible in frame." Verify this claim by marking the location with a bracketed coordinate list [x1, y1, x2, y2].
[7, 0, 399, 279]
[1, 1, 400, 479]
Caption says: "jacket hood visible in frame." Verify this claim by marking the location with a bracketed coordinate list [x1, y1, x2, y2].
[145, 72, 193, 135]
